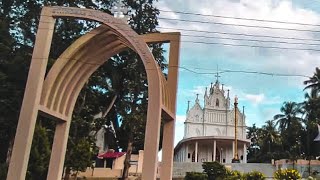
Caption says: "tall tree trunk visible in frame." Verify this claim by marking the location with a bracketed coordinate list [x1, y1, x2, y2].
[6, 137, 14, 165]
[121, 135, 133, 180]
[102, 95, 117, 118]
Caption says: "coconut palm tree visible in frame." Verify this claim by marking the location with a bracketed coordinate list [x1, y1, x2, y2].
[273, 102, 302, 133]
[304, 67, 320, 93]
[261, 120, 279, 153]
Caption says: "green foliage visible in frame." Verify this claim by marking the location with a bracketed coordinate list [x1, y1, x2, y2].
[1, 1, 166, 180]
[274, 169, 302, 180]
[225, 169, 244, 180]
[65, 138, 93, 173]
[184, 172, 208, 180]
[244, 171, 266, 180]
[0, 163, 8, 180]
[26, 124, 51, 180]
[202, 161, 227, 180]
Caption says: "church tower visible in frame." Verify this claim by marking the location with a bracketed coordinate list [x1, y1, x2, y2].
[175, 74, 250, 163]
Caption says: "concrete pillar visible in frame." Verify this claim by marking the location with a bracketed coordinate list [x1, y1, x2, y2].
[207, 146, 210, 162]
[137, 150, 144, 173]
[232, 141, 235, 160]
[243, 144, 247, 163]
[195, 141, 198, 162]
[160, 120, 175, 180]
[185, 143, 189, 162]
[142, 104, 161, 180]
[160, 36, 180, 180]
[213, 140, 216, 162]
[6, 8, 55, 180]
[47, 120, 71, 180]
[220, 148, 222, 163]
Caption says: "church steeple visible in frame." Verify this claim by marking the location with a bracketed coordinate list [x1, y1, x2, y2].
[227, 89, 230, 109]
[214, 65, 221, 87]
[204, 87, 208, 96]
[215, 71, 220, 86]
[195, 94, 199, 104]
[186, 100, 190, 113]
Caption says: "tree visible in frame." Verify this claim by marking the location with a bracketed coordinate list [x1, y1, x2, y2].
[246, 124, 260, 162]
[260, 120, 279, 154]
[304, 67, 320, 93]
[101, 1, 166, 179]
[26, 123, 51, 180]
[1, 1, 165, 179]
[273, 102, 302, 133]
[0, 16, 31, 165]
[0, 0, 116, 178]
[274, 102, 303, 158]
[302, 89, 320, 159]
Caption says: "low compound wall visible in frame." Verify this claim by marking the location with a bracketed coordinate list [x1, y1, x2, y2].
[173, 161, 320, 179]
[172, 162, 275, 178]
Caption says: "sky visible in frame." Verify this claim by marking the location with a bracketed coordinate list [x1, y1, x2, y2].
[154, 0, 320, 146]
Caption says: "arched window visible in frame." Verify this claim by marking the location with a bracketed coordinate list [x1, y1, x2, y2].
[216, 98, 219, 107]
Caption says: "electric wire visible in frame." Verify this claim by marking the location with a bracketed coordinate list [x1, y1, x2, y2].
[158, 9, 320, 27]
[159, 17, 320, 33]
[158, 27, 320, 42]
[36, 24, 320, 52]
[39, 14, 320, 42]
[33, 57, 311, 78]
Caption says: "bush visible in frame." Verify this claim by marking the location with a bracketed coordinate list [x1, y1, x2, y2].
[202, 161, 227, 180]
[184, 172, 207, 180]
[244, 171, 266, 180]
[274, 169, 301, 180]
[225, 169, 244, 180]
[0, 163, 8, 180]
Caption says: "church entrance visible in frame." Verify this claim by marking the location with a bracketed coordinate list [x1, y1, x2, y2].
[216, 148, 220, 162]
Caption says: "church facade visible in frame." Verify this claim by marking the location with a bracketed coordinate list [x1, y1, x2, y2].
[174, 80, 250, 163]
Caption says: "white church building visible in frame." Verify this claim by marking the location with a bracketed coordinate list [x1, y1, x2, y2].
[174, 79, 250, 163]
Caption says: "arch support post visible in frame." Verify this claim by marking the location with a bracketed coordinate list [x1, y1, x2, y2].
[47, 119, 71, 180]
[160, 35, 180, 180]
[141, 105, 162, 179]
[6, 8, 55, 180]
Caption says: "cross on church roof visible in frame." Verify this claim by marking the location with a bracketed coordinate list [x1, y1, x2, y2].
[215, 72, 220, 82]
[111, 0, 128, 20]
[215, 65, 221, 84]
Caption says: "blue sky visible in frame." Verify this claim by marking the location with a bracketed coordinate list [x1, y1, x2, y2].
[155, 0, 320, 145]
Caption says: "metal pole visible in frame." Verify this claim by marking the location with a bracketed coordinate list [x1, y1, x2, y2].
[232, 96, 240, 163]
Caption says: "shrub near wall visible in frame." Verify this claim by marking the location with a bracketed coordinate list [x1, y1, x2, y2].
[202, 161, 227, 180]
[225, 170, 243, 180]
[184, 172, 207, 180]
[274, 169, 301, 180]
[244, 171, 266, 180]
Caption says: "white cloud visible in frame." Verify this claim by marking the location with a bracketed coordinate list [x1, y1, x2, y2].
[176, 115, 186, 123]
[156, 0, 320, 76]
[244, 93, 265, 105]
[175, 115, 185, 145]
[155, 0, 319, 136]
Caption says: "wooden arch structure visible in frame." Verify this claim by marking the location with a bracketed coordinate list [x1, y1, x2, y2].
[7, 7, 180, 180]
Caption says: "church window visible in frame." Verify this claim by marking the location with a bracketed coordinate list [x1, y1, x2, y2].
[216, 98, 219, 107]
[188, 153, 190, 159]
[195, 115, 199, 122]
